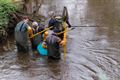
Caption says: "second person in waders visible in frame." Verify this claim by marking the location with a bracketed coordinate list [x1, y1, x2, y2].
[44, 30, 62, 60]
[43, 29, 66, 60]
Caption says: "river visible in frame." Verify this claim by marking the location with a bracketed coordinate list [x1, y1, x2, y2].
[0, 0, 120, 80]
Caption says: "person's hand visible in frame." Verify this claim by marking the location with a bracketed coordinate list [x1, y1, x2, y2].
[43, 31, 48, 40]
[60, 40, 66, 46]
[42, 42, 47, 49]
[28, 26, 33, 37]
[67, 27, 75, 31]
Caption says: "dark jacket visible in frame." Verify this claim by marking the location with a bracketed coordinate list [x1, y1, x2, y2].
[46, 33, 61, 59]
[31, 25, 44, 49]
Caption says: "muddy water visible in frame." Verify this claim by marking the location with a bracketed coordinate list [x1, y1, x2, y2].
[1, 0, 120, 80]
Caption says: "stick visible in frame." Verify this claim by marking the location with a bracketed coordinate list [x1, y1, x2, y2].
[63, 22, 67, 60]
[29, 26, 53, 38]
[71, 25, 100, 27]
[57, 27, 75, 35]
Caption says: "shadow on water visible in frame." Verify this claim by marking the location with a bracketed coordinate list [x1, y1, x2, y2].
[47, 60, 61, 79]
[16, 52, 31, 68]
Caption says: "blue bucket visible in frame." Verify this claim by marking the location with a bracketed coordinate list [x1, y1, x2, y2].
[37, 43, 48, 56]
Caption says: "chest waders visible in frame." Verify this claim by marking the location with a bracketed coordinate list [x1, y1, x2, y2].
[15, 22, 29, 53]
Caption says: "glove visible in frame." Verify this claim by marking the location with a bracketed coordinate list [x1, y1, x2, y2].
[42, 42, 47, 49]
[43, 31, 48, 41]
[60, 40, 66, 46]
[28, 26, 33, 38]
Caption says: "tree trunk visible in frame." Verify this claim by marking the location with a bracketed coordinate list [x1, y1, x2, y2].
[33, 0, 43, 16]
[22, 0, 32, 14]
[22, 0, 43, 15]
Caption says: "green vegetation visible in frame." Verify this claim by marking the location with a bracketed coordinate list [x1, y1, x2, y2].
[0, 0, 18, 28]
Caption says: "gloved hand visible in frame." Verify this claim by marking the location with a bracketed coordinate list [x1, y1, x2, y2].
[28, 26, 33, 37]
[42, 42, 47, 49]
[60, 40, 66, 46]
[67, 27, 75, 31]
[43, 31, 48, 41]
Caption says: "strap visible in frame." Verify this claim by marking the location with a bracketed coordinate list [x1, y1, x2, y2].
[19, 22, 25, 31]
[32, 28, 35, 34]
[36, 26, 39, 32]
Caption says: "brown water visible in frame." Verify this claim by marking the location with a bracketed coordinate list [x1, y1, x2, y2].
[0, 0, 120, 80]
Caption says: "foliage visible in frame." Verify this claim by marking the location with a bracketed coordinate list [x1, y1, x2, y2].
[0, 0, 18, 28]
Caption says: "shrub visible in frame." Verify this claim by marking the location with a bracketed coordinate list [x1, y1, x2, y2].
[0, 0, 18, 29]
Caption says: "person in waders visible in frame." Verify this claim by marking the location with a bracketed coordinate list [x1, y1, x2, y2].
[15, 16, 31, 53]
[48, 15, 65, 40]
[30, 21, 44, 50]
[48, 10, 71, 40]
[43, 29, 65, 60]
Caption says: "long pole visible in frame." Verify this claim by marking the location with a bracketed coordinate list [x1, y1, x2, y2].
[63, 22, 67, 60]
[29, 26, 53, 38]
